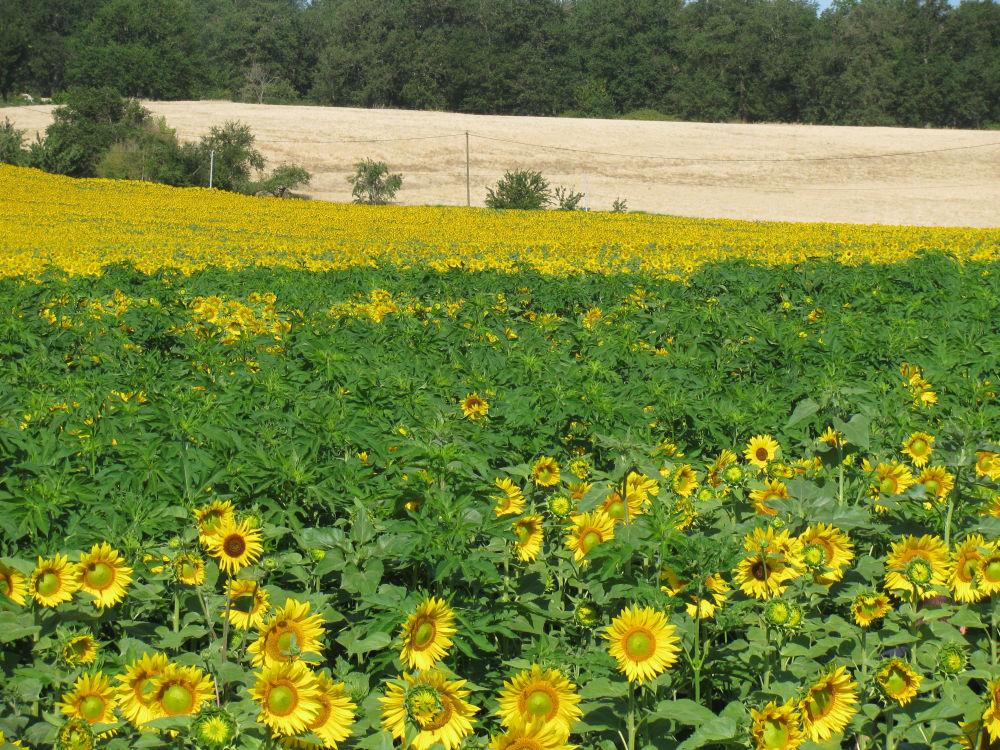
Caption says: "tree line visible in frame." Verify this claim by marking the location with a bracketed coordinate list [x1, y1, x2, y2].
[2, 0, 998, 128]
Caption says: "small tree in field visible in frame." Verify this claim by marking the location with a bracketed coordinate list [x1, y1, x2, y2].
[486, 169, 552, 210]
[349, 159, 402, 204]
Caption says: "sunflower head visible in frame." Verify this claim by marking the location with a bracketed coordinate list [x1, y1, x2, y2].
[902, 432, 934, 467]
[0, 561, 28, 606]
[876, 658, 922, 706]
[532, 457, 560, 487]
[460, 393, 489, 420]
[77, 542, 133, 609]
[851, 591, 891, 628]
[497, 664, 582, 737]
[745, 435, 780, 468]
[493, 478, 526, 517]
[764, 599, 792, 627]
[750, 699, 804, 750]
[512, 515, 544, 562]
[61, 634, 99, 666]
[194, 499, 236, 544]
[381, 670, 479, 750]
[56, 718, 95, 750]
[172, 553, 206, 586]
[59, 672, 117, 725]
[798, 666, 858, 742]
[192, 707, 239, 749]
[547, 495, 573, 519]
[604, 605, 681, 684]
[153, 663, 214, 717]
[400, 597, 457, 671]
[574, 603, 598, 627]
[937, 643, 967, 675]
[250, 661, 323, 737]
[207, 517, 264, 575]
[30, 554, 79, 607]
[565, 510, 615, 564]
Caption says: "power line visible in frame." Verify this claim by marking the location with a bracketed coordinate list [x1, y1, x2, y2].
[468, 132, 1000, 164]
[254, 132, 465, 144]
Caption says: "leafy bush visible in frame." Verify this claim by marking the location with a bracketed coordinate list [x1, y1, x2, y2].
[250, 163, 311, 197]
[192, 120, 266, 192]
[0, 118, 25, 165]
[553, 185, 584, 210]
[95, 117, 189, 184]
[486, 169, 552, 210]
[612, 196, 628, 212]
[348, 158, 402, 205]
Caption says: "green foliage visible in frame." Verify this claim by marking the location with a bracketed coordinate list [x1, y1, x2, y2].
[612, 196, 628, 212]
[486, 169, 552, 210]
[0, 118, 26, 165]
[249, 163, 312, 197]
[194, 120, 266, 192]
[348, 159, 402, 205]
[553, 185, 584, 211]
[95, 117, 189, 184]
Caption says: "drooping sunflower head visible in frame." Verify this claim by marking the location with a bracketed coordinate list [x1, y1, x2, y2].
[461, 393, 489, 420]
[206, 517, 264, 575]
[512, 515, 544, 562]
[937, 643, 967, 676]
[850, 591, 891, 628]
[901, 432, 934, 467]
[58, 672, 117, 726]
[116, 651, 170, 727]
[884, 534, 948, 601]
[604, 605, 681, 684]
[61, 633, 99, 666]
[194, 499, 236, 545]
[497, 664, 582, 737]
[489, 719, 576, 750]
[493, 478, 526, 517]
[380, 670, 479, 750]
[875, 658, 922, 706]
[976, 450, 1000, 480]
[0, 561, 28, 606]
[172, 552, 206, 586]
[567, 481, 591, 501]
[706, 449, 738, 487]
[872, 462, 915, 497]
[672, 465, 698, 498]
[750, 699, 804, 750]
[565, 510, 615, 564]
[532, 457, 560, 487]
[249, 598, 326, 667]
[818, 426, 845, 449]
[250, 660, 323, 737]
[55, 718, 95, 750]
[745, 435, 780, 468]
[227, 578, 271, 630]
[30, 554, 79, 607]
[76, 542, 133, 609]
[733, 530, 803, 601]
[400, 596, 457, 671]
[192, 707, 239, 749]
[152, 663, 214, 718]
[798, 666, 858, 742]
[950, 535, 987, 603]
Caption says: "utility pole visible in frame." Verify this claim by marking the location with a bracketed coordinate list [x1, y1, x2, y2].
[208, 149, 215, 189]
[465, 131, 471, 207]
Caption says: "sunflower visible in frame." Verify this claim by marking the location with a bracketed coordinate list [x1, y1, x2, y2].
[916, 466, 954, 501]
[400, 597, 456, 671]
[950, 535, 988, 603]
[249, 598, 326, 667]
[55, 718, 94, 750]
[30, 554, 79, 607]
[750, 700, 804, 750]
[493, 478, 526, 517]
[850, 591, 892, 628]
[884, 534, 948, 601]
[959, 720, 1000, 750]
[195, 499, 236, 545]
[206, 516, 264, 575]
[876, 658, 922, 706]
[600, 490, 644, 524]
[568, 458, 590, 480]
[938, 643, 967, 675]
[287, 672, 357, 749]
[976, 451, 1000, 480]
[983, 678, 1000, 742]
[117, 652, 170, 727]
[497, 665, 582, 737]
[660, 568, 729, 619]
[547, 495, 574, 518]
[604, 605, 680, 684]
[461, 393, 489, 420]
[512, 515, 544, 562]
[798, 524, 854, 585]
[749, 479, 789, 516]
[625, 471, 659, 503]
[59, 672, 118, 725]
[565, 510, 615, 563]
[532, 457, 560, 487]
[706, 449, 737, 487]
[380, 670, 479, 750]
[152, 663, 214, 718]
[0, 561, 27, 605]
[76, 542, 132, 608]
[798, 666, 858, 742]
[901, 432, 934, 467]
[192, 707, 239, 749]
[818, 427, 845, 449]
[489, 720, 575, 750]
[671, 465, 698, 498]
[745, 435, 780, 468]
[251, 661, 323, 736]
[733, 527, 803, 600]
[227, 578, 271, 630]
[567, 481, 591, 501]
[872, 462, 914, 497]
[979, 547, 1000, 596]
[172, 552, 206, 585]
[61, 634, 98, 666]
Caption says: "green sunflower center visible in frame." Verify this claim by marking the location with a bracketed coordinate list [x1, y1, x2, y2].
[180, 562, 198, 579]
[910, 439, 927, 455]
[625, 629, 654, 661]
[79, 696, 105, 721]
[413, 620, 435, 648]
[0, 577, 10, 595]
[904, 558, 933, 586]
[515, 524, 531, 542]
[805, 688, 833, 720]
[276, 630, 300, 656]
[581, 531, 602, 553]
[525, 688, 555, 717]
[923, 479, 939, 495]
[880, 477, 897, 495]
[405, 685, 443, 726]
[986, 560, 1000, 582]
[883, 667, 906, 696]
[162, 684, 195, 715]
[84, 562, 114, 589]
[803, 544, 827, 568]
[37, 570, 61, 596]
[606, 500, 625, 519]
[267, 685, 296, 716]
[761, 718, 789, 749]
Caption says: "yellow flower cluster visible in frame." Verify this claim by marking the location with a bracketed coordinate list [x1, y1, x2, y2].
[189, 292, 291, 345]
[2, 164, 997, 279]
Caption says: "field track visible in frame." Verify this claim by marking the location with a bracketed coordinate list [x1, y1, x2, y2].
[7, 101, 999, 227]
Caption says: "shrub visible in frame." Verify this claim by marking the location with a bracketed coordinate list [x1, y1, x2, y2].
[485, 169, 552, 210]
[553, 185, 584, 211]
[250, 164, 311, 197]
[612, 197, 628, 213]
[0, 118, 26, 165]
[95, 118, 189, 185]
[348, 159, 402, 205]
[192, 120, 266, 192]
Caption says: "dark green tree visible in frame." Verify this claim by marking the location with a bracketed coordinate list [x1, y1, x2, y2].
[486, 169, 552, 210]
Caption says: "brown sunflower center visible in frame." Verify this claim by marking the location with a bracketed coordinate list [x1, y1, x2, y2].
[506, 740, 543, 750]
[413, 619, 436, 648]
[624, 628, 655, 661]
[84, 562, 114, 589]
[266, 684, 297, 716]
[751, 560, 769, 581]
[79, 695, 106, 721]
[524, 686, 556, 718]
[755, 447, 769, 462]
[223, 534, 247, 558]
[161, 684, 195, 715]
[37, 570, 61, 596]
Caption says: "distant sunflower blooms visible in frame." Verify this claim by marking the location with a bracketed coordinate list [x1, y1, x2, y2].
[61, 634, 98, 666]
[950, 535, 988, 603]
[660, 568, 729, 619]
[206, 516, 264, 575]
[30, 553, 79, 607]
[460, 393, 489, 420]
[799, 666, 858, 742]
[493, 478, 526, 517]
[76, 542, 132, 608]
[152, 663, 214, 718]
[227, 578, 271, 630]
[282, 672, 357, 750]
[251, 660, 323, 736]
[982, 678, 1000, 742]
[568, 457, 590, 480]
[749, 479, 789, 516]
[750, 699, 804, 750]
[567, 481, 591, 501]
[512, 515, 544, 562]
[706, 449, 737, 488]
[249, 598, 326, 667]
[976, 451, 1000, 481]
[0, 560, 27, 605]
[194, 499, 236, 545]
[672, 465, 698, 498]
[600, 490, 644, 524]
[400, 597, 456, 671]
[380, 670, 479, 750]
[532, 457, 560, 487]
[489, 720, 575, 750]
[733, 527, 803, 600]
[884, 534, 948, 601]
[850, 592, 891, 628]
[116, 652, 170, 727]
[604, 605, 680, 684]
[497, 664, 582, 738]
[799, 524, 854, 585]
[172, 552, 205, 585]
[565, 510, 615, 564]
[745, 435, 780, 468]
[875, 658, 922, 706]
[902, 432, 934, 467]
[818, 426, 845, 449]
[59, 672, 117, 725]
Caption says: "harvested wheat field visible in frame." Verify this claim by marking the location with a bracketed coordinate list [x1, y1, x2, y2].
[8, 101, 1000, 226]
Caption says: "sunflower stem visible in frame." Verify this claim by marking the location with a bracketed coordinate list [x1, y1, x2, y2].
[626, 681, 638, 750]
[173, 588, 180, 633]
[837, 449, 845, 507]
[942, 492, 955, 549]
[991, 604, 998, 666]
[197, 588, 218, 643]
[220, 574, 233, 663]
[885, 707, 894, 750]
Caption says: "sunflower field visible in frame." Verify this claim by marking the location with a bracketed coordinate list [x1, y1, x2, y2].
[1, 166, 1000, 750]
